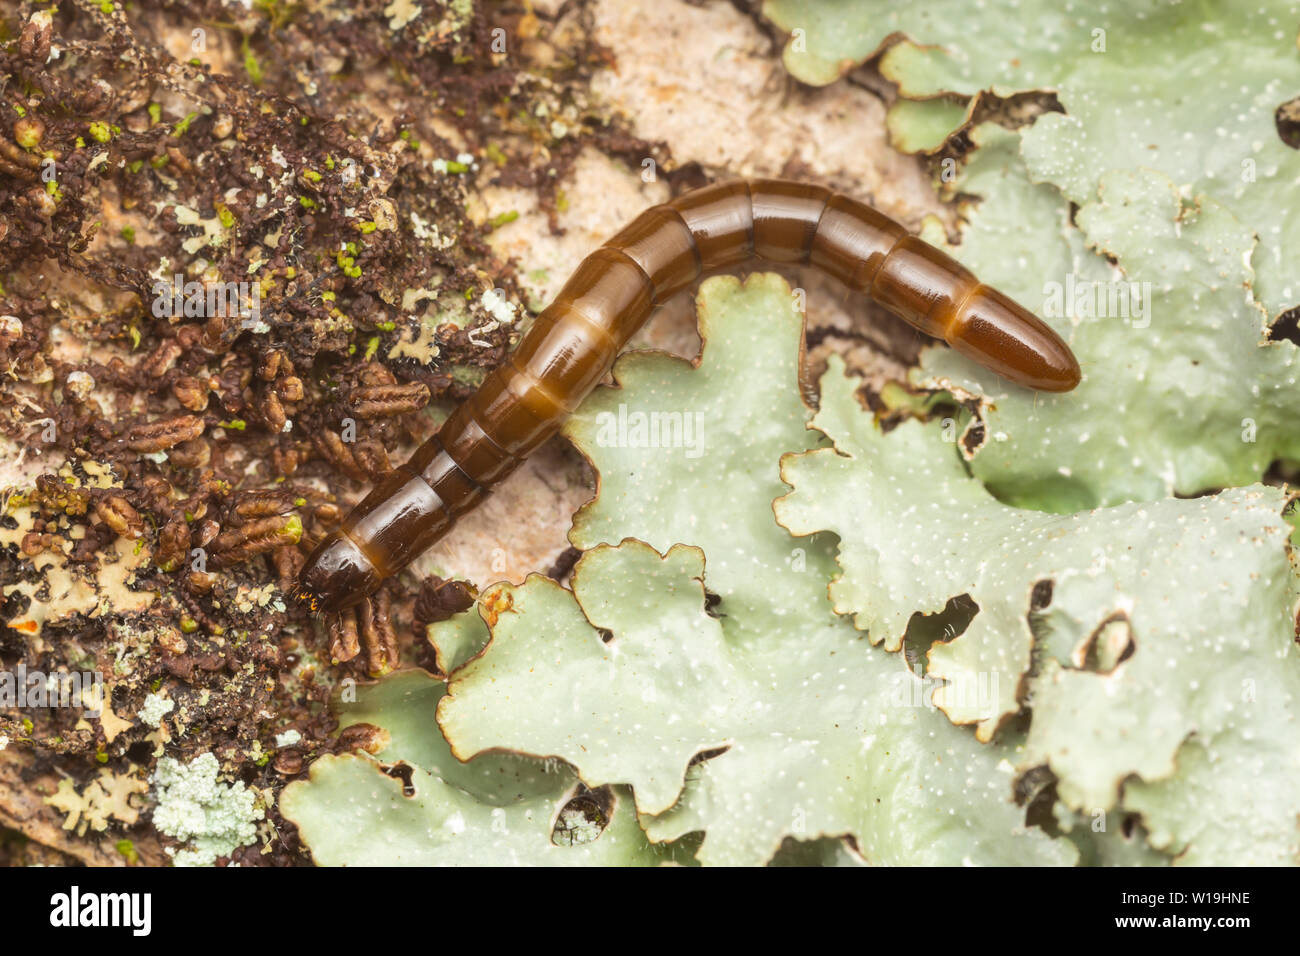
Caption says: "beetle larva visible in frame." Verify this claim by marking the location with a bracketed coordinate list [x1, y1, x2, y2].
[292, 179, 1081, 613]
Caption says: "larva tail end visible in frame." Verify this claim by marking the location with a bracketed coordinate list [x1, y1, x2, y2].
[950, 285, 1081, 392]
[292, 531, 382, 615]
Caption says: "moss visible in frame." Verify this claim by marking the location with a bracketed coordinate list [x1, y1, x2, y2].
[171, 112, 198, 137]
[242, 35, 264, 86]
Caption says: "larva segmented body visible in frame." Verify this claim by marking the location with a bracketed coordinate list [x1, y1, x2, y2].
[293, 179, 1080, 613]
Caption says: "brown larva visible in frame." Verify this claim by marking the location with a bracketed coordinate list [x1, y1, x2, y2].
[293, 179, 1081, 613]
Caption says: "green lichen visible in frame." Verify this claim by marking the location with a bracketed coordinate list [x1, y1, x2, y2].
[768, 0, 1300, 319]
[151, 753, 263, 866]
[137, 692, 174, 728]
[777, 352, 1300, 863]
[917, 125, 1300, 510]
[280, 671, 694, 865]
[768, 0, 1300, 510]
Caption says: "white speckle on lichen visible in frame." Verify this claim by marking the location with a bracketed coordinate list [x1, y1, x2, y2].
[275, 729, 302, 748]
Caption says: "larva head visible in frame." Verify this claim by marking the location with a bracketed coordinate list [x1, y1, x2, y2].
[949, 285, 1081, 392]
[291, 530, 382, 614]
